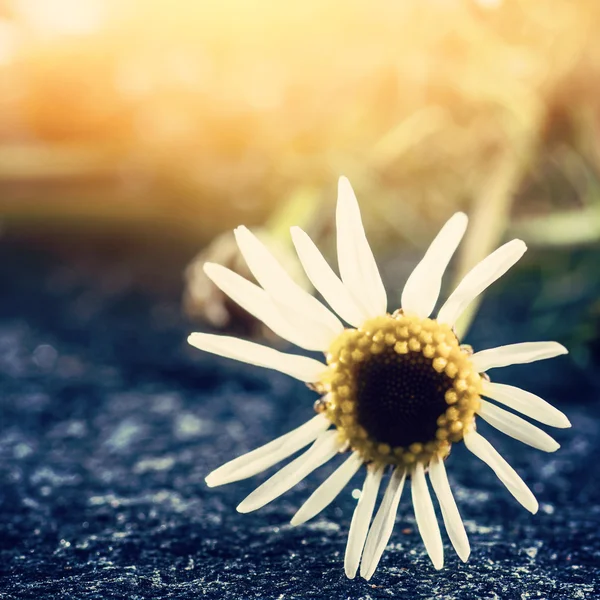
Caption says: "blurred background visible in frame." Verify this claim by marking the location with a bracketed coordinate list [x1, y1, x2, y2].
[2, 2, 600, 597]
[1, 0, 600, 351]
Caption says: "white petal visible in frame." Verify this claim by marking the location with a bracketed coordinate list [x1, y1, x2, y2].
[234, 226, 343, 349]
[437, 239, 527, 327]
[187, 333, 326, 382]
[401, 213, 468, 319]
[336, 177, 387, 318]
[477, 400, 560, 452]
[472, 341, 568, 372]
[291, 226, 368, 328]
[411, 462, 444, 569]
[344, 464, 384, 579]
[206, 413, 330, 487]
[291, 451, 363, 526]
[428, 456, 470, 562]
[482, 381, 571, 429]
[237, 430, 342, 513]
[204, 263, 326, 351]
[360, 467, 406, 581]
[464, 429, 538, 513]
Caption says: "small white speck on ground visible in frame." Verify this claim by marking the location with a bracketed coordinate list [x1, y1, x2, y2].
[174, 413, 210, 439]
[104, 419, 144, 451]
[133, 456, 175, 474]
[13, 443, 33, 459]
[540, 502, 555, 515]
[303, 521, 340, 533]
[524, 546, 539, 559]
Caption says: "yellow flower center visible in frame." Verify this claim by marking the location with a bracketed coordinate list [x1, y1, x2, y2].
[317, 312, 482, 467]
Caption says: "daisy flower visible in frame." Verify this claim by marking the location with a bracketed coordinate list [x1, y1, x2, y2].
[188, 177, 570, 580]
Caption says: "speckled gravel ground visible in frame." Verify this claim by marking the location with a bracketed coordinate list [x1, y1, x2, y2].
[0, 242, 598, 600]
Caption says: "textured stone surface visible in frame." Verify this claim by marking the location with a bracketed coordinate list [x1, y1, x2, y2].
[0, 242, 598, 600]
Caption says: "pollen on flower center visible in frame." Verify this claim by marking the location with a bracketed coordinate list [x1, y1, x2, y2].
[321, 312, 483, 467]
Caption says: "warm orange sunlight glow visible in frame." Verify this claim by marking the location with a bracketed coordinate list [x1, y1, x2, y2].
[0, 0, 599, 245]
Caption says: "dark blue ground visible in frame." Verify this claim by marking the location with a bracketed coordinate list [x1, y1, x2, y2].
[0, 238, 598, 599]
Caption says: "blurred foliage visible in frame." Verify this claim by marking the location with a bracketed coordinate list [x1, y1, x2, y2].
[0, 1, 599, 240]
[0, 0, 599, 347]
